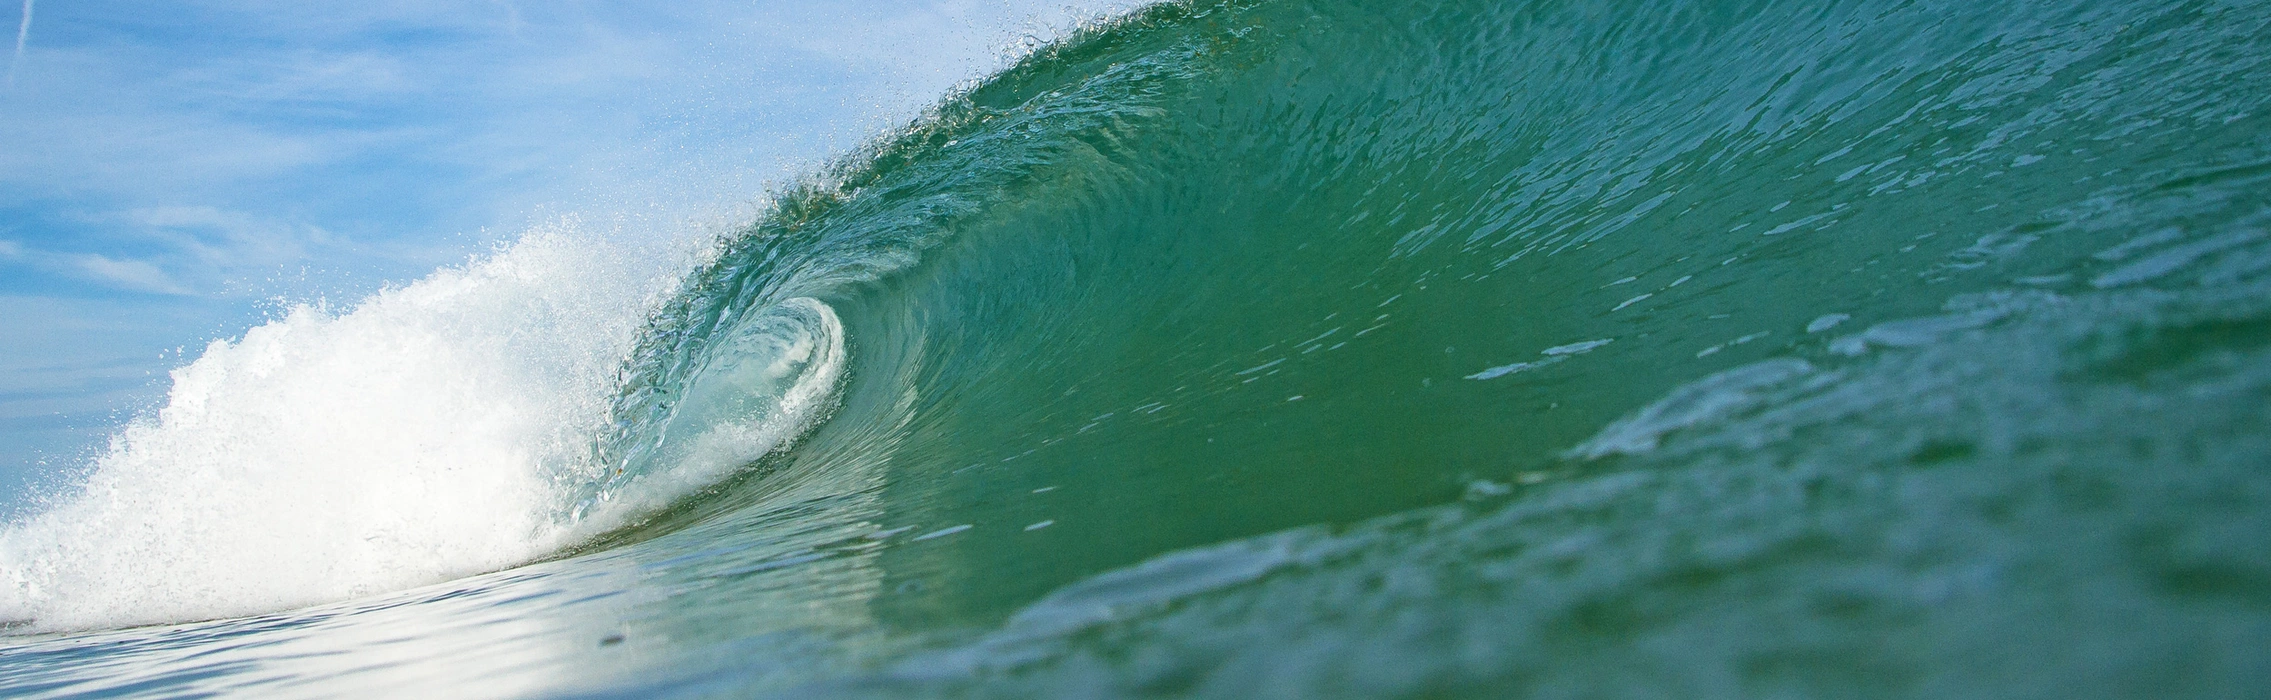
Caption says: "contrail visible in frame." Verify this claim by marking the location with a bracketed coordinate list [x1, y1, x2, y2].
[7, 0, 31, 87]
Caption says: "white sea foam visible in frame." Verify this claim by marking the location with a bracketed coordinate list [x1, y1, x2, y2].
[0, 222, 709, 632]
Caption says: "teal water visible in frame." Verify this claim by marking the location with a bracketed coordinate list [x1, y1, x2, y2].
[6, 0, 2271, 696]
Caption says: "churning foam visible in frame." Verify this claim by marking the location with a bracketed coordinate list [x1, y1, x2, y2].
[0, 223, 704, 632]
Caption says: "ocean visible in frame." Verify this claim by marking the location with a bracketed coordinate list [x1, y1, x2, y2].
[5, 0, 2270, 696]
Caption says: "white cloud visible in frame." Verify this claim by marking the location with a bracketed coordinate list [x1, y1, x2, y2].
[0, 0, 1148, 296]
[7, 0, 31, 88]
[115, 206, 324, 267]
[71, 254, 193, 296]
[0, 204, 460, 299]
[0, 242, 194, 296]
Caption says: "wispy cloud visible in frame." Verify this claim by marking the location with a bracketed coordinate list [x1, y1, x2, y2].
[7, 0, 29, 87]
[116, 206, 332, 269]
[0, 242, 197, 297]
[0, 0, 1137, 298]
[0, 205, 458, 299]
[71, 255, 193, 296]
[0, 0, 1135, 216]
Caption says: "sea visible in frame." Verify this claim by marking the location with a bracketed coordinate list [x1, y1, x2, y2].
[4, 0, 2270, 697]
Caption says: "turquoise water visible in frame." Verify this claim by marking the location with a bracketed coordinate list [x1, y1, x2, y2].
[6, 0, 2271, 696]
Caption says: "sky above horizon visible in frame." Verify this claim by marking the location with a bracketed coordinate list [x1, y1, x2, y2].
[0, 0, 1132, 507]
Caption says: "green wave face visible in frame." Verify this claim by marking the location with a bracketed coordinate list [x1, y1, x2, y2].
[12, 0, 2271, 695]
[581, 0, 2271, 691]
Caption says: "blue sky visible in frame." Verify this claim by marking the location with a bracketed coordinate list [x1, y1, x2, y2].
[0, 0, 1128, 503]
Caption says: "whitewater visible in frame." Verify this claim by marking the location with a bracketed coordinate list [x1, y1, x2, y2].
[0, 227, 699, 629]
[6, 0, 2271, 697]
